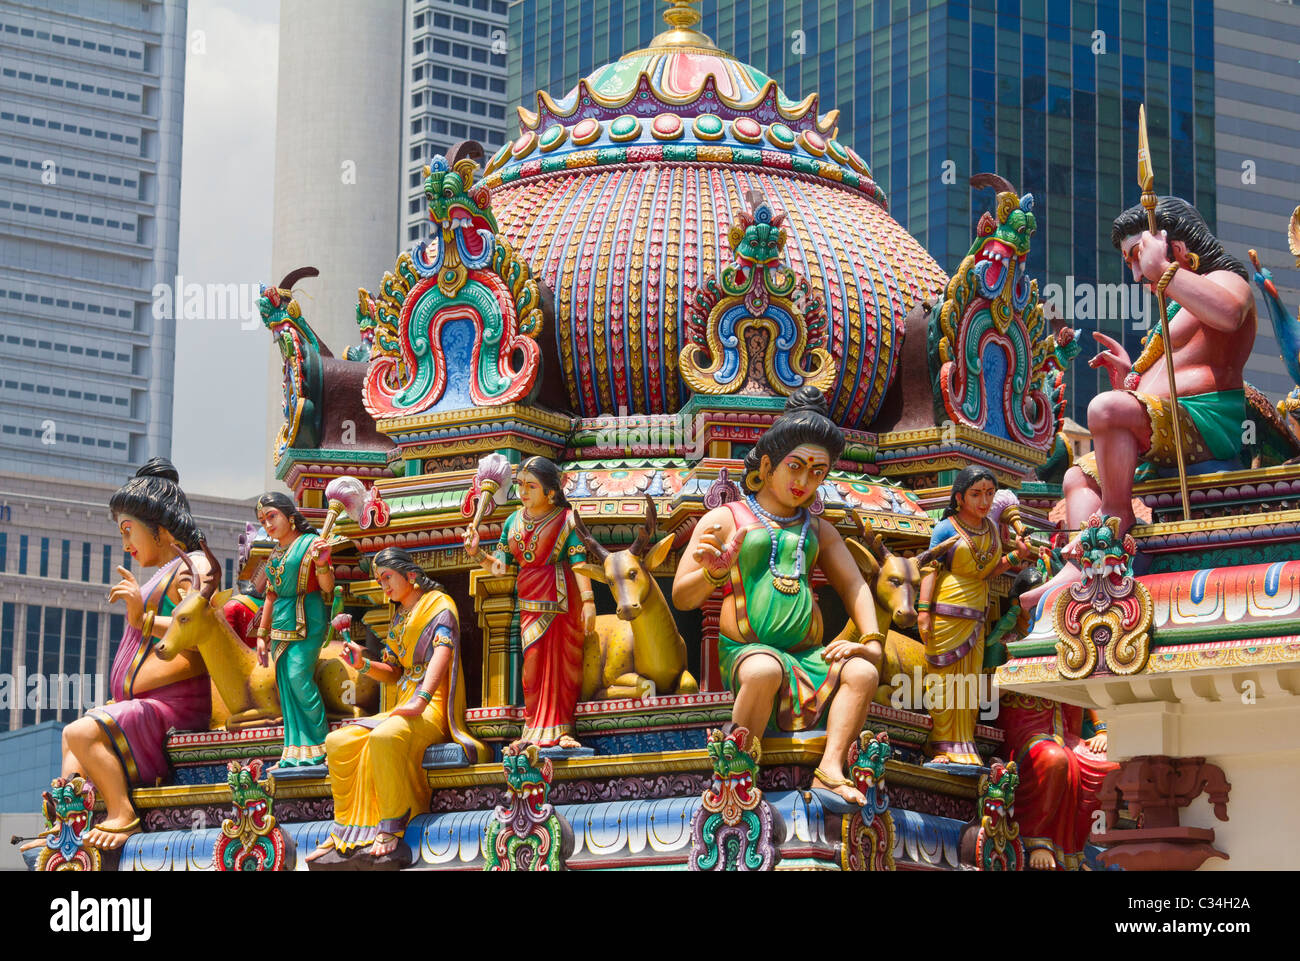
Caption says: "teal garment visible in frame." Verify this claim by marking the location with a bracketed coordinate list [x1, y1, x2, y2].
[1177, 389, 1247, 462]
[266, 533, 329, 765]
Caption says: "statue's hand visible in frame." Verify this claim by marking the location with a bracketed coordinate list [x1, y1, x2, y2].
[339, 641, 363, 668]
[463, 527, 480, 554]
[1089, 332, 1133, 390]
[1086, 732, 1108, 754]
[694, 523, 743, 578]
[391, 698, 425, 718]
[917, 610, 933, 645]
[489, 556, 507, 577]
[582, 600, 597, 636]
[109, 566, 144, 630]
[1134, 230, 1173, 285]
[256, 636, 270, 668]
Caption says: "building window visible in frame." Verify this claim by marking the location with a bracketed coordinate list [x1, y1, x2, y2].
[0, 531, 6, 573]
[60, 539, 70, 579]
[19, 534, 28, 574]
[85, 611, 99, 682]
[81, 542, 90, 581]
[102, 544, 112, 583]
[40, 537, 49, 577]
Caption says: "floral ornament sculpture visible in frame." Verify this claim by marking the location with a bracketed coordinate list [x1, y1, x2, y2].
[975, 760, 1024, 871]
[215, 758, 292, 871]
[931, 180, 1063, 452]
[689, 726, 780, 871]
[681, 194, 834, 397]
[841, 731, 896, 872]
[482, 742, 573, 871]
[1053, 514, 1153, 679]
[35, 775, 101, 872]
[361, 151, 545, 417]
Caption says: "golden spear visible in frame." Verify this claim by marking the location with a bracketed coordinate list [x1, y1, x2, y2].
[1136, 104, 1192, 522]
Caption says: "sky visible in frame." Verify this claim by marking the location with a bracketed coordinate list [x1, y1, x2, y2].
[171, 0, 279, 499]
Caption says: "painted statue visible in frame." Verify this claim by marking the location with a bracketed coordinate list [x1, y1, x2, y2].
[308, 548, 487, 864]
[464, 457, 596, 748]
[60, 458, 213, 850]
[254, 492, 332, 768]
[672, 386, 887, 805]
[1060, 198, 1255, 536]
[917, 466, 1040, 766]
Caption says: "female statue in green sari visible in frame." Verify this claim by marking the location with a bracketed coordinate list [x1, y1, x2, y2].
[673, 387, 886, 805]
[255, 492, 332, 768]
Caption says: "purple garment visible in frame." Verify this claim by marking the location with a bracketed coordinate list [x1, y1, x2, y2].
[87, 558, 211, 787]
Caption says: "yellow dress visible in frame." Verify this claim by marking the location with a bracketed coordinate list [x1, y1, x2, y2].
[926, 515, 1000, 765]
[324, 590, 486, 852]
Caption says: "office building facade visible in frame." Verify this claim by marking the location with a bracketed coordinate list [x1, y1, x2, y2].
[0, 471, 253, 733]
[508, 0, 1219, 429]
[0, 0, 187, 484]
[1213, 0, 1300, 404]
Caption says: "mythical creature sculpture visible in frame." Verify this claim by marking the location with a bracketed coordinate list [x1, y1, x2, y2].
[969, 760, 1025, 871]
[1247, 206, 1300, 438]
[1053, 514, 1153, 679]
[32, 776, 101, 871]
[841, 731, 895, 871]
[681, 192, 833, 397]
[689, 725, 780, 871]
[573, 496, 698, 699]
[262, 267, 327, 466]
[930, 177, 1063, 453]
[361, 147, 545, 417]
[215, 759, 293, 871]
[482, 742, 573, 871]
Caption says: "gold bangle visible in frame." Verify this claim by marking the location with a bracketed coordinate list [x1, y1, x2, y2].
[257, 627, 270, 639]
[1156, 261, 1179, 296]
[140, 610, 155, 638]
[701, 565, 729, 587]
[857, 631, 885, 645]
[580, 592, 595, 603]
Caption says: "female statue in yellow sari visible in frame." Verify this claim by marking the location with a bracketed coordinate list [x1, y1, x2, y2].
[917, 466, 1039, 766]
[306, 548, 486, 864]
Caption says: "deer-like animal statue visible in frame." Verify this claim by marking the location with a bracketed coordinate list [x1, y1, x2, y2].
[573, 496, 698, 700]
[154, 541, 378, 729]
[834, 521, 960, 706]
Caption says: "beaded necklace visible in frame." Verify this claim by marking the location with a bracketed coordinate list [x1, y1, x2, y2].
[746, 494, 811, 595]
[951, 514, 996, 569]
[264, 535, 298, 589]
[513, 505, 561, 564]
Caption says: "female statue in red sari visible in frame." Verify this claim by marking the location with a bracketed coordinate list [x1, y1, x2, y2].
[465, 457, 596, 748]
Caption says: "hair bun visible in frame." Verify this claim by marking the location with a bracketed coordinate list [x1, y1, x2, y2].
[135, 457, 180, 484]
[783, 385, 830, 417]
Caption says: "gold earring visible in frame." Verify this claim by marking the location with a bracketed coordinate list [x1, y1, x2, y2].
[745, 469, 763, 492]
[1187, 251, 1200, 272]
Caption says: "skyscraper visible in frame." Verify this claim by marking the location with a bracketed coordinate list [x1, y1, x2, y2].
[1213, 0, 1300, 404]
[400, 0, 512, 246]
[0, 0, 188, 484]
[508, 0, 1220, 430]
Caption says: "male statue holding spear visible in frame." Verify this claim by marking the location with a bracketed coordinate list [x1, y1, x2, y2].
[1025, 110, 1255, 606]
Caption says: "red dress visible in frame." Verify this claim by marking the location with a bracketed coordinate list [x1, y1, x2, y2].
[998, 694, 1119, 869]
[496, 506, 587, 746]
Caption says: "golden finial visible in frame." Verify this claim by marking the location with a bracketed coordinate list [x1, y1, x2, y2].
[663, 0, 701, 30]
[623, 0, 725, 58]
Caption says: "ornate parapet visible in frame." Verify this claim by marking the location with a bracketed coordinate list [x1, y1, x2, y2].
[214, 759, 295, 871]
[1053, 515, 1153, 679]
[482, 743, 574, 870]
[1094, 756, 1230, 870]
[31, 775, 102, 872]
[689, 726, 782, 871]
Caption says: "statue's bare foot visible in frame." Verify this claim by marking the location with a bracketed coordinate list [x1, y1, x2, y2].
[83, 816, 141, 851]
[556, 734, 582, 750]
[371, 833, 399, 857]
[305, 838, 336, 863]
[1027, 848, 1057, 871]
[812, 767, 866, 806]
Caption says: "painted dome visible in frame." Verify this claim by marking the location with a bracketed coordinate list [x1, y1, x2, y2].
[482, 1, 948, 427]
